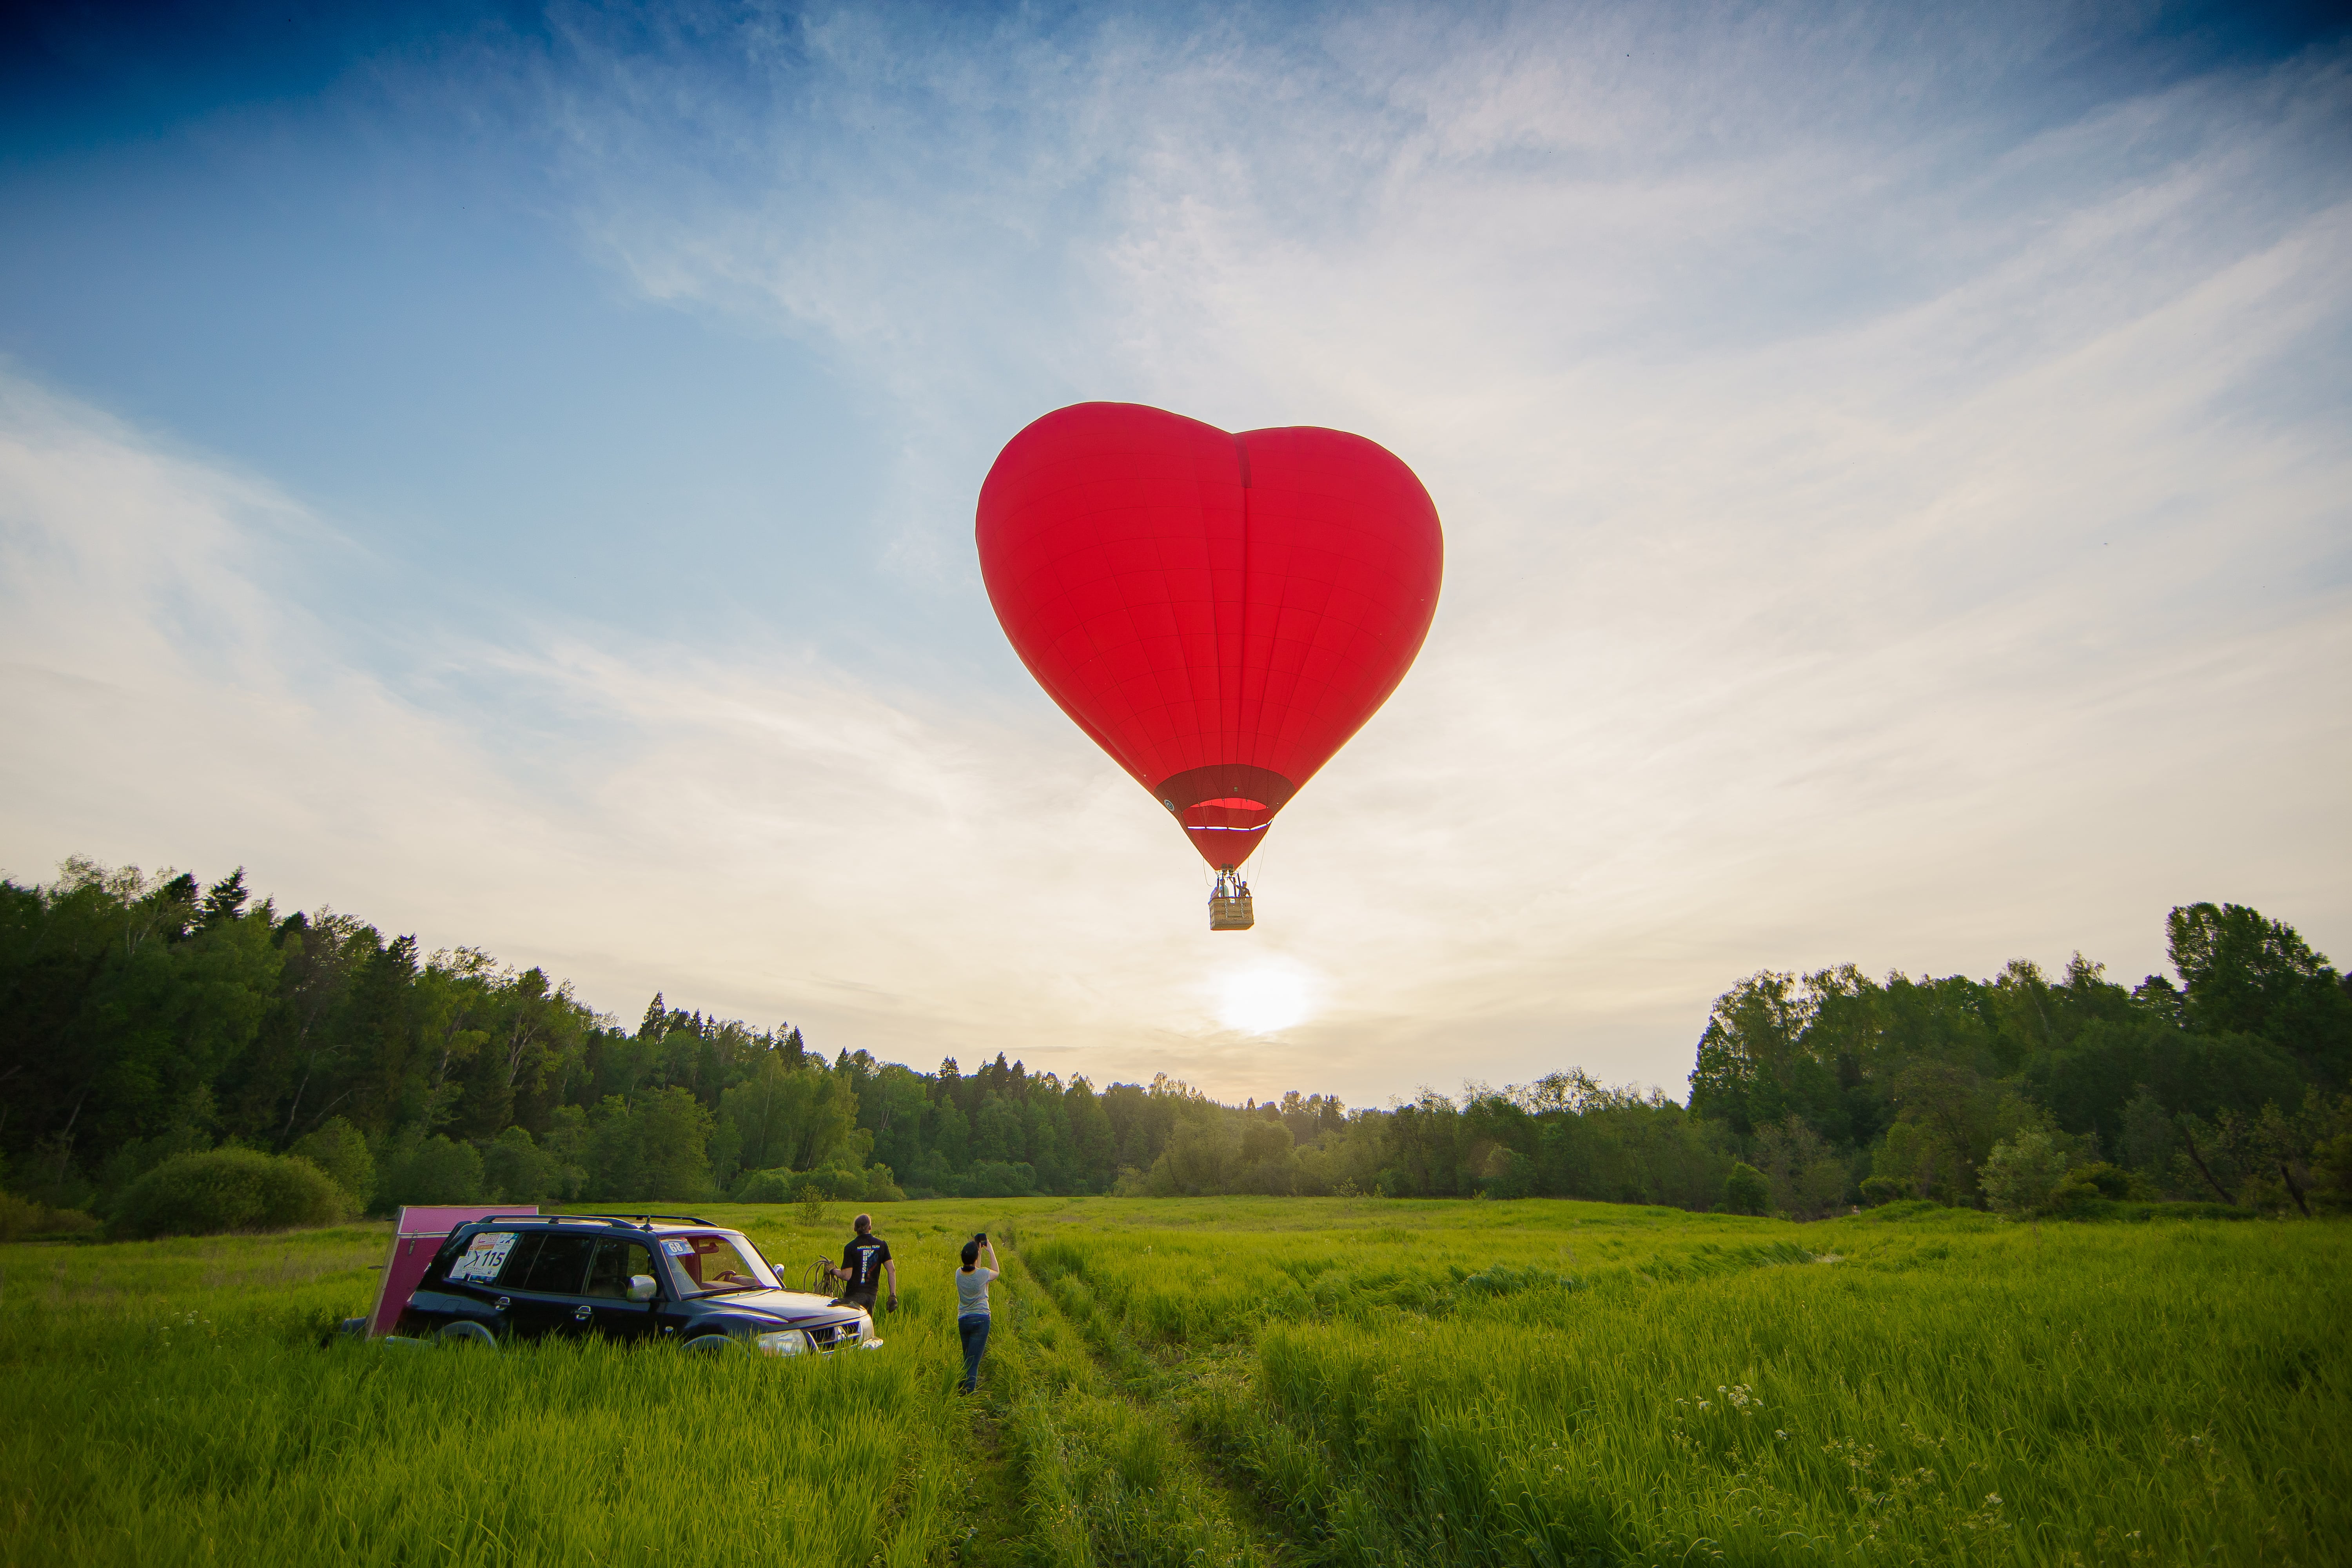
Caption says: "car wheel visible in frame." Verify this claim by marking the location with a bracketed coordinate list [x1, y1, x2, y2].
[439, 1321, 499, 1349]
[683, 1334, 744, 1356]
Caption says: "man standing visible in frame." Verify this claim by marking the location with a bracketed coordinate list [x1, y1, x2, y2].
[829, 1212, 897, 1315]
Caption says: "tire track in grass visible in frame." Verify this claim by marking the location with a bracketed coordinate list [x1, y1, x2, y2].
[975, 1231, 1281, 1568]
[944, 1405, 1027, 1568]
[1005, 1238, 1303, 1566]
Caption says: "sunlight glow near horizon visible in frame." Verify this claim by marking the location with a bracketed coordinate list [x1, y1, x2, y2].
[1212, 959, 1319, 1037]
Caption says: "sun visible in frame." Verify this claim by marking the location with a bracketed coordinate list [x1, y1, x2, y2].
[1213, 960, 1317, 1035]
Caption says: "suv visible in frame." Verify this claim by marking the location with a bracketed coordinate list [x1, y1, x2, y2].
[394, 1214, 881, 1356]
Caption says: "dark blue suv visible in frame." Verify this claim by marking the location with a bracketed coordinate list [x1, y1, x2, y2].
[394, 1214, 881, 1355]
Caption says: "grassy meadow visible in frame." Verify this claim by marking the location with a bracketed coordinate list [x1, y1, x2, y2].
[3, 1200, 2345, 1566]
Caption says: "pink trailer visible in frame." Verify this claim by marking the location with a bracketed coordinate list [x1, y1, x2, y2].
[367, 1205, 537, 1337]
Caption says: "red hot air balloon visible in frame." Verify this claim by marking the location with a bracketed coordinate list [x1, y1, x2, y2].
[976, 402, 1443, 927]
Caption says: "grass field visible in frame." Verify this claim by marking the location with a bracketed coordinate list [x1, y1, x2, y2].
[4, 1200, 2345, 1566]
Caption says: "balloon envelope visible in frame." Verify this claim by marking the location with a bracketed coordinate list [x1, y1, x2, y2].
[976, 401, 1442, 867]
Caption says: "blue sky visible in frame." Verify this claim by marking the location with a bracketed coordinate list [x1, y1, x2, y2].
[3, 1, 2347, 1105]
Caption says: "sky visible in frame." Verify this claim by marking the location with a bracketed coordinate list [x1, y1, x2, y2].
[2, 0, 2347, 1109]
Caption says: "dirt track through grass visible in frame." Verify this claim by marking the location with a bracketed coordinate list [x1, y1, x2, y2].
[1005, 1232, 1301, 1565]
[957, 1224, 1267, 1567]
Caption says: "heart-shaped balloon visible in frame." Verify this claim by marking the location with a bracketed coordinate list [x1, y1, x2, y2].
[977, 401, 1443, 869]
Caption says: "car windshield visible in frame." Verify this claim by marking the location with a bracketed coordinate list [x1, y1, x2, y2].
[662, 1232, 780, 1296]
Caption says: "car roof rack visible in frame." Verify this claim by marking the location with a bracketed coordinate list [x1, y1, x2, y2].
[468, 1214, 716, 1230]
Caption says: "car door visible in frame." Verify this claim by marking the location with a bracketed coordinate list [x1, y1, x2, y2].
[580, 1237, 664, 1341]
[500, 1229, 599, 1339]
[426, 1226, 530, 1331]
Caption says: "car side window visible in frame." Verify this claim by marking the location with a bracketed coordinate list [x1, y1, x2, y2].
[489, 1233, 542, 1285]
[584, 1240, 656, 1299]
[511, 1232, 597, 1295]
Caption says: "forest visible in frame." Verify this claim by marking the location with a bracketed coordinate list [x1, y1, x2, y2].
[2, 854, 2347, 1228]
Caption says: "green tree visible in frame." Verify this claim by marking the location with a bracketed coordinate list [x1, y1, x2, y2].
[1145, 1111, 1241, 1196]
[721, 1053, 860, 1174]
[1753, 1116, 1848, 1219]
[1688, 972, 1815, 1136]
[481, 1125, 563, 1204]
[973, 1095, 1024, 1165]
[586, 1088, 715, 1201]
[289, 1116, 374, 1210]
[1064, 1080, 1116, 1190]
[377, 1134, 486, 1207]
[2169, 903, 2352, 1088]
[1239, 1115, 1299, 1195]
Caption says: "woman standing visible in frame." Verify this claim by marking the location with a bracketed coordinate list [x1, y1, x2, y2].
[955, 1233, 998, 1394]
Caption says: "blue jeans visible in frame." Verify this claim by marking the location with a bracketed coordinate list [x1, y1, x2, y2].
[957, 1313, 991, 1391]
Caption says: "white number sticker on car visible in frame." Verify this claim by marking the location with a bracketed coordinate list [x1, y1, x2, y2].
[661, 1238, 695, 1256]
[448, 1232, 519, 1282]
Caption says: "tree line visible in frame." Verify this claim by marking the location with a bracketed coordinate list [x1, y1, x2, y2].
[1682, 903, 2352, 1217]
[2, 855, 2346, 1225]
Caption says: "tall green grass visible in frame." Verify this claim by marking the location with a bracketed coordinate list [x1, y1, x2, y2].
[8, 1198, 2344, 1566]
[1011, 1199, 2351, 1566]
[0, 1217, 974, 1567]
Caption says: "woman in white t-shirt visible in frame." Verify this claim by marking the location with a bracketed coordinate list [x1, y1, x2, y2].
[955, 1234, 998, 1393]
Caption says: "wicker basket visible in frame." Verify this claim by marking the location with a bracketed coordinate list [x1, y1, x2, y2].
[1209, 892, 1255, 931]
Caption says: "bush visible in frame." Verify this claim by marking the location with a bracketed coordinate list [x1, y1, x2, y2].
[2044, 1174, 2103, 1215]
[2064, 1198, 2258, 1223]
[2067, 1161, 2143, 1200]
[956, 1160, 1038, 1200]
[795, 1163, 863, 1202]
[1723, 1161, 1770, 1216]
[731, 1168, 800, 1203]
[0, 1190, 102, 1241]
[731, 1160, 904, 1205]
[1982, 1130, 2072, 1216]
[812, 1159, 903, 1202]
[109, 1148, 347, 1239]
[1858, 1174, 1910, 1207]
[0, 1191, 41, 1241]
[377, 1135, 487, 1208]
[289, 1117, 375, 1210]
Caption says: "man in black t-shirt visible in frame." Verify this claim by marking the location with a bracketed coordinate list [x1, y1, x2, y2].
[828, 1213, 897, 1314]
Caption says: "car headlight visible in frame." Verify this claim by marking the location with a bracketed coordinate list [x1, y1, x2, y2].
[753, 1330, 807, 1356]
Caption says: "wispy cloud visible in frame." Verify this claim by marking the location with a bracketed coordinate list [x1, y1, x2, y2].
[512, 7, 2351, 1074]
[0, 370, 1408, 1096]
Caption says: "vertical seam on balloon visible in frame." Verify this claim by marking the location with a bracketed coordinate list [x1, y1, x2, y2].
[1235, 431, 1252, 788]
